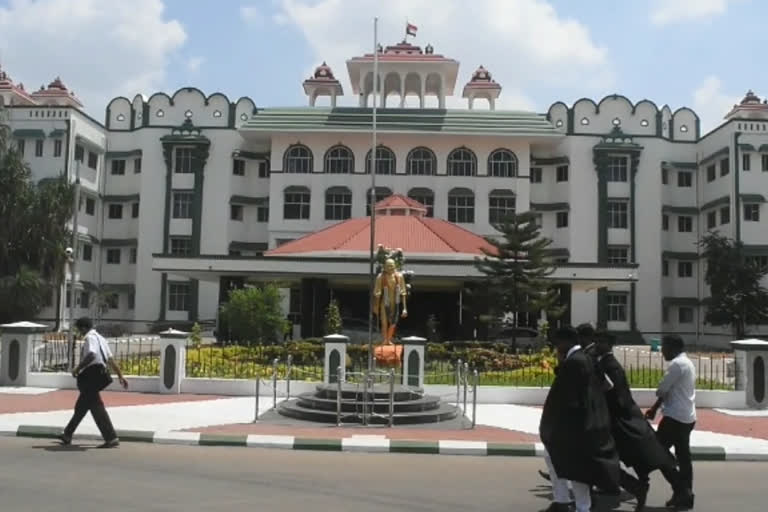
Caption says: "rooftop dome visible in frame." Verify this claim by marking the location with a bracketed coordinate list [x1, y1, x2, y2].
[46, 76, 67, 90]
[470, 65, 495, 83]
[725, 89, 768, 120]
[313, 61, 335, 80]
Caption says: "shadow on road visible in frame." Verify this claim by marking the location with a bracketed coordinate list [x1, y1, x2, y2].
[31, 443, 92, 452]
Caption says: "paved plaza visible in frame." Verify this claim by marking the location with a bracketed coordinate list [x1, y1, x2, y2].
[1, 388, 767, 459]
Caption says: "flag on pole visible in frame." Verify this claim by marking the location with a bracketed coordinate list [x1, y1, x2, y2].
[406, 22, 417, 37]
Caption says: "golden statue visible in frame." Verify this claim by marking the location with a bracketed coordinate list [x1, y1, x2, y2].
[373, 257, 408, 345]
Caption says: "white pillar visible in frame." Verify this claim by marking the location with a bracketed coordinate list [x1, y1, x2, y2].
[331, 91, 337, 108]
[309, 91, 316, 107]
[731, 339, 768, 409]
[1, 321, 48, 387]
[401, 336, 426, 388]
[489, 97, 496, 111]
[570, 287, 598, 327]
[399, 74, 406, 108]
[324, 334, 350, 384]
[438, 87, 445, 109]
[468, 95, 474, 110]
[420, 79, 426, 108]
[158, 328, 187, 394]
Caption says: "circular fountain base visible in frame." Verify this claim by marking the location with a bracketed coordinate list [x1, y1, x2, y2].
[276, 384, 460, 425]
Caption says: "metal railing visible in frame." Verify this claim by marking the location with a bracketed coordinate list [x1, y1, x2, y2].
[334, 368, 399, 426]
[30, 334, 161, 376]
[26, 335, 739, 392]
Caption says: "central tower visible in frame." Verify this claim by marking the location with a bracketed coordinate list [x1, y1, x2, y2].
[346, 41, 459, 109]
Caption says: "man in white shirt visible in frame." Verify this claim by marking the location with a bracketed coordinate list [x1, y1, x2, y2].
[58, 317, 128, 448]
[645, 334, 696, 510]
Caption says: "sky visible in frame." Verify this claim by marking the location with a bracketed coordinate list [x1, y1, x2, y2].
[0, 0, 763, 132]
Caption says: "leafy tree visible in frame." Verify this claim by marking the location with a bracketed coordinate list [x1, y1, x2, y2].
[0, 107, 74, 324]
[324, 299, 342, 335]
[474, 211, 563, 346]
[699, 232, 768, 338]
[219, 284, 289, 343]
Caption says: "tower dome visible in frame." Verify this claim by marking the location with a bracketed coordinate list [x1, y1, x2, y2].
[725, 90, 768, 120]
[303, 61, 343, 107]
[462, 65, 502, 111]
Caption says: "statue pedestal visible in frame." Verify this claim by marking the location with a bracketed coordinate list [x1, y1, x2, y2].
[731, 339, 768, 409]
[323, 334, 350, 384]
[401, 336, 426, 388]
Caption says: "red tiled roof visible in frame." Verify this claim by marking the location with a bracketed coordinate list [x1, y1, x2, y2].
[375, 195, 427, 211]
[266, 215, 496, 257]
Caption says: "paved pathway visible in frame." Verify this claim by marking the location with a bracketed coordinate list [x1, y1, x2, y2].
[1, 388, 767, 457]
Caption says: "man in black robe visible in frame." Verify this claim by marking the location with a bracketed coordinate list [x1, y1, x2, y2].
[594, 332, 686, 511]
[539, 326, 620, 512]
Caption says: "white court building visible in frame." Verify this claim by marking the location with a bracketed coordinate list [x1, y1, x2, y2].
[1, 39, 767, 346]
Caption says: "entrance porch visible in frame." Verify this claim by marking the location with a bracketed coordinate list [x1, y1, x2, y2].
[153, 254, 638, 342]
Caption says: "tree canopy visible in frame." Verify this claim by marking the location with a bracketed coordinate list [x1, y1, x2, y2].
[474, 211, 563, 342]
[699, 232, 768, 338]
[0, 109, 75, 324]
[219, 284, 289, 343]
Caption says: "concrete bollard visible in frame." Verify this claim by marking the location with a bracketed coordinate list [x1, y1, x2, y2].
[323, 334, 350, 384]
[0, 321, 48, 387]
[401, 336, 427, 388]
[731, 339, 768, 409]
[158, 328, 188, 394]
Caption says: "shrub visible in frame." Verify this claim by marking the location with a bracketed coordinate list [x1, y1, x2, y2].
[190, 322, 203, 348]
[219, 283, 288, 343]
[324, 299, 342, 335]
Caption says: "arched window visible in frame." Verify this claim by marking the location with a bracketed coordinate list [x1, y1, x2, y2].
[447, 187, 475, 223]
[407, 187, 434, 217]
[365, 146, 396, 175]
[283, 185, 310, 219]
[325, 186, 352, 220]
[283, 144, 313, 173]
[406, 147, 436, 176]
[488, 149, 518, 178]
[488, 189, 516, 225]
[447, 148, 477, 177]
[324, 145, 354, 174]
[366, 186, 393, 216]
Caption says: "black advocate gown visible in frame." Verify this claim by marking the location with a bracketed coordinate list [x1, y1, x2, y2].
[539, 349, 620, 492]
[598, 352, 676, 473]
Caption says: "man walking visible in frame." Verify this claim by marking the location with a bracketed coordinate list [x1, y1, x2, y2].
[58, 317, 128, 448]
[645, 334, 697, 510]
[539, 326, 620, 512]
[595, 332, 687, 511]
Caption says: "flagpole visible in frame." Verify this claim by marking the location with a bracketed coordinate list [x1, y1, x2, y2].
[367, 16, 379, 374]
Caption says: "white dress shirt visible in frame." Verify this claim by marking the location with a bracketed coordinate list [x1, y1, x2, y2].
[657, 352, 697, 424]
[80, 329, 113, 370]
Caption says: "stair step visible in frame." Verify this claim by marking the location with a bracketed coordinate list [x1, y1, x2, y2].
[314, 383, 423, 402]
[277, 399, 460, 425]
[295, 393, 444, 413]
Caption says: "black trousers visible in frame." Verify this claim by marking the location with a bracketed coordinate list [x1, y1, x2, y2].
[64, 366, 117, 441]
[655, 416, 695, 492]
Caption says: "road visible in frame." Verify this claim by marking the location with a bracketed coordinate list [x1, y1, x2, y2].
[0, 436, 764, 511]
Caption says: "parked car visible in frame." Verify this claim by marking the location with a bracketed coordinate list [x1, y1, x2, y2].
[490, 326, 541, 350]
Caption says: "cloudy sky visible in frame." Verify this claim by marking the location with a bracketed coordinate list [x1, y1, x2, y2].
[0, 0, 761, 132]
